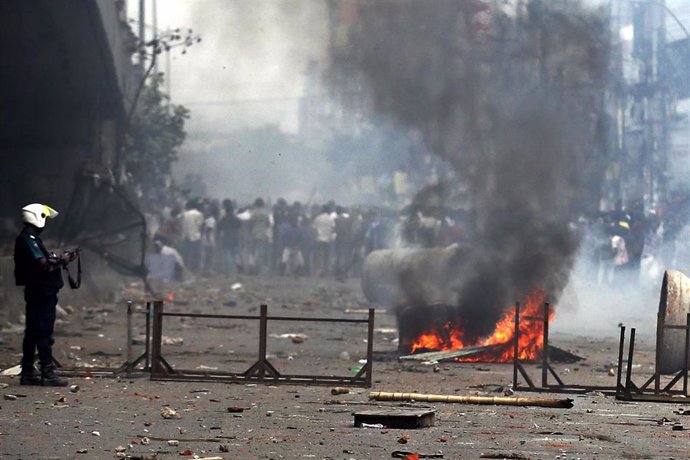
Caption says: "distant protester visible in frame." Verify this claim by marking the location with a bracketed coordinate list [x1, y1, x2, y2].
[180, 200, 204, 272]
[248, 197, 271, 274]
[147, 236, 185, 282]
[218, 199, 242, 275]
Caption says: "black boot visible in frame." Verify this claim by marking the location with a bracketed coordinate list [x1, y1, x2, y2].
[40, 364, 68, 387]
[20, 363, 42, 386]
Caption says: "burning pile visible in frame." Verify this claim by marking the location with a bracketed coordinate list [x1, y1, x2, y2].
[403, 290, 552, 363]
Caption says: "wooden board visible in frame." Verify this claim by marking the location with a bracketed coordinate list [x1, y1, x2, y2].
[354, 409, 435, 429]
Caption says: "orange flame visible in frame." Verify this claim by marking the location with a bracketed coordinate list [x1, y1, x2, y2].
[409, 290, 553, 362]
[167, 291, 175, 302]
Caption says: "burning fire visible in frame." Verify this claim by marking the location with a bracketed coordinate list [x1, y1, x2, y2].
[409, 290, 553, 362]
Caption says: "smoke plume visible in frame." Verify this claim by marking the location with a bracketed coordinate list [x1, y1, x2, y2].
[331, 0, 612, 338]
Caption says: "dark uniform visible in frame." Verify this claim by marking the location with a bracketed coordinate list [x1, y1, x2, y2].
[14, 225, 66, 385]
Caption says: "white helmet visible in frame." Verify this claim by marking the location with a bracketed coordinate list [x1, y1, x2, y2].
[22, 203, 59, 228]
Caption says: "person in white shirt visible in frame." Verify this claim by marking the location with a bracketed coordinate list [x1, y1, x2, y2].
[201, 205, 218, 275]
[312, 205, 336, 276]
[147, 237, 185, 282]
[180, 200, 204, 271]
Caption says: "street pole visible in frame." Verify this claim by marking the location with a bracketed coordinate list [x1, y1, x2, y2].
[138, 0, 146, 67]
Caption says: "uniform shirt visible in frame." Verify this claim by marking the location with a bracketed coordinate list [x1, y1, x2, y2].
[14, 226, 64, 292]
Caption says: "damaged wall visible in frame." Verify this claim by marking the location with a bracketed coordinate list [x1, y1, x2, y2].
[0, 0, 136, 238]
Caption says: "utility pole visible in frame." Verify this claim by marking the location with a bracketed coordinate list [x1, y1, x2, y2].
[153, 0, 159, 76]
[138, 0, 146, 67]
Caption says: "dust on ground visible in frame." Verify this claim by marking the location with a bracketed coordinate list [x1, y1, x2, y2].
[0, 274, 687, 459]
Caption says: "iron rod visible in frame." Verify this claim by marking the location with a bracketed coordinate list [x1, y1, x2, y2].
[655, 311, 663, 393]
[542, 302, 549, 387]
[126, 300, 133, 376]
[160, 312, 368, 323]
[144, 301, 151, 370]
[365, 308, 375, 387]
[513, 302, 520, 390]
[258, 305, 268, 380]
[616, 326, 626, 392]
[683, 313, 690, 396]
[150, 300, 164, 375]
[626, 328, 637, 395]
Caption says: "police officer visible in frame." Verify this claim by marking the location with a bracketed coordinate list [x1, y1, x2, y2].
[14, 203, 77, 386]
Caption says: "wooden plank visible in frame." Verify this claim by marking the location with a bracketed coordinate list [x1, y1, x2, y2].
[354, 409, 435, 429]
[399, 344, 501, 361]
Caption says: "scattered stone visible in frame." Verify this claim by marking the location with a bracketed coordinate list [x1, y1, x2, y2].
[331, 387, 350, 395]
[219, 444, 229, 452]
[291, 334, 306, 344]
[76, 448, 88, 454]
[141, 437, 151, 445]
[115, 446, 126, 452]
[227, 406, 244, 413]
[4, 394, 17, 401]
[397, 435, 410, 444]
[168, 439, 180, 446]
[161, 336, 184, 346]
[91, 431, 100, 436]
[161, 407, 180, 419]
[69, 384, 80, 393]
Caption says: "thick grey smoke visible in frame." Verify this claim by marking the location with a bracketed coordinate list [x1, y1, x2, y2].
[331, 0, 611, 339]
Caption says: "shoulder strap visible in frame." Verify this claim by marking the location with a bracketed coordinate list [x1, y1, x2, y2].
[63, 256, 82, 289]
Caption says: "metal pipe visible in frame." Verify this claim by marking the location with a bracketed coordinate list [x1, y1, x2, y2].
[512, 301, 520, 389]
[683, 313, 690, 396]
[126, 300, 133, 376]
[258, 305, 268, 380]
[617, 326, 626, 392]
[365, 308, 375, 387]
[144, 301, 151, 370]
[655, 311, 663, 393]
[150, 300, 164, 375]
[160, 312, 368, 323]
[542, 302, 549, 387]
[626, 328, 637, 395]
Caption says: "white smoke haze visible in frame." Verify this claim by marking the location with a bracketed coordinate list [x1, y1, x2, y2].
[554, 247, 659, 340]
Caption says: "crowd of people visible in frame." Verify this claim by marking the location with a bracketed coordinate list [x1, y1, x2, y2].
[577, 196, 690, 289]
[143, 191, 690, 290]
[144, 196, 473, 282]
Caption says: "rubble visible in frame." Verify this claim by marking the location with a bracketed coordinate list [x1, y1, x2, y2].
[161, 407, 180, 419]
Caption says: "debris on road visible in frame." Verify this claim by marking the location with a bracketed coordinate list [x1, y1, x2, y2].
[370, 391, 574, 409]
[331, 387, 350, 395]
[355, 409, 435, 428]
[161, 407, 180, 419]
[392, 452, 444, 459]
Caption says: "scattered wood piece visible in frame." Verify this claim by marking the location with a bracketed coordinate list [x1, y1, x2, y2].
[369, 391, 574, 409]
[355, 409, 435, 428]
[479, 453, 528, 459]
[399, 344, 500, 362]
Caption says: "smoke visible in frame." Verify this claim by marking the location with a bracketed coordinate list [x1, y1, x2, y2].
[331, 0, 612, 339]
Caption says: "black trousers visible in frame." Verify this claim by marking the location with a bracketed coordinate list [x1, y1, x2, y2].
[22, 288, 58, 369]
